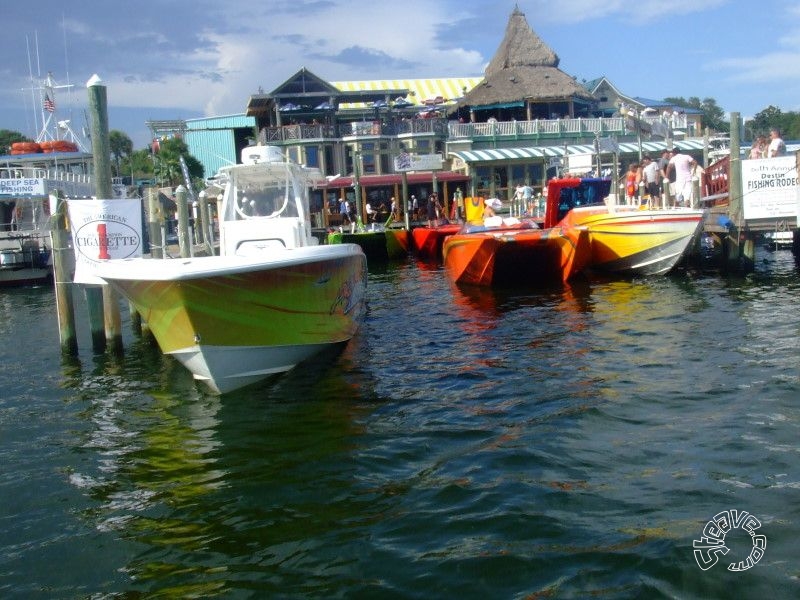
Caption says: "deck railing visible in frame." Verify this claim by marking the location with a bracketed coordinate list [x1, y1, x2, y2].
[259, 113, 689, 145]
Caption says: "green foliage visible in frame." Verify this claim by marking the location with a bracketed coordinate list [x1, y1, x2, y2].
[109, 130, 133, 176]
[748, 106, 800, 140]
[117, 136, 204, 187]
[120, 148, 156, 181]
[664, 96, 728, 133]
[153, 137, 201, 186]
[0, 129, 30, 155]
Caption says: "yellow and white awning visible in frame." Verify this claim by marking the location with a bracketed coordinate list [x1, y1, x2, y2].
[331, 77, 483, 108]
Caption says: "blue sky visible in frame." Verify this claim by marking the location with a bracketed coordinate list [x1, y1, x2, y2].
[2, 0, 799, 149]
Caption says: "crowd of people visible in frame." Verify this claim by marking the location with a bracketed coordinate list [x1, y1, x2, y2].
[622, 147, 705, 207]
[331, 130, 790, 227]
[749, 128, 786, 159]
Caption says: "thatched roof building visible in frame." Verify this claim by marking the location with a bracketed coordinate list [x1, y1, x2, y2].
[456, 7, 595, 121]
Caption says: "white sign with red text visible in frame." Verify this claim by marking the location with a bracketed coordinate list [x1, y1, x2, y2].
[67, 198, 143, 285]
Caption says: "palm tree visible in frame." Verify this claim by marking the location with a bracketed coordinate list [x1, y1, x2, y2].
[109, 130, 133, 177]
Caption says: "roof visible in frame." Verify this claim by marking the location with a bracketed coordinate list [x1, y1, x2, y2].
[459, 7, 593, 109]
[330, 77, 483, 108]
[246, 67, 483, 116]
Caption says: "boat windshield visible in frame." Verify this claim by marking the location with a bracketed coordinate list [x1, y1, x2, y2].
[222, 165, 307, 222]
[556, 178, 610, 222]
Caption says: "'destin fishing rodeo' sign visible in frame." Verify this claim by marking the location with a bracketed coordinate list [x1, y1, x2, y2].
[66, 198, 143, 285]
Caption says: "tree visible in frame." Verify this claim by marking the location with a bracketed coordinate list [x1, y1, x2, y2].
[121, 148, 156, 182]
[0, 129, 29, 155]
[151, 137, 204, 187]
[664, 96, 728, 133]
[109, 130, 133, 176]
[749, 106, 800, 140]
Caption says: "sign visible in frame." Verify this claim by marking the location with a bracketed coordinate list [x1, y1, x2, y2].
[394, 153, 443, 172]
[742, 156, 798, 220]
[66, 198, 143, 285]
[567, 153, 593, 173]
[0, 178, 46, 197]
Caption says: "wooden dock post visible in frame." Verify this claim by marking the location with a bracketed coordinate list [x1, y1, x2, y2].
[175, 185, 191, 258]
[87, 74, 123, 353]
[723, 112, 755, 272]
[147, 187, 164, 260]
[50, 192, 78, 355]
[402, 172, 410, 230]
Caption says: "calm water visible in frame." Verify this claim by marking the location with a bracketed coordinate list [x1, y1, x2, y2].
[1, 248, 799, 599]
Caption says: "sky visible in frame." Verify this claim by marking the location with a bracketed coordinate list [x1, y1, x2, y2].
[2, 0, 799, 150]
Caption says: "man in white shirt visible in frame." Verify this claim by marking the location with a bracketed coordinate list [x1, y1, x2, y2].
[641, 155, 660, 207]
[768, 128, 786, 157]
[665, 147, 697, 206]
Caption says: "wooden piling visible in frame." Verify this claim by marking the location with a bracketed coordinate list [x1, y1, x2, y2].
[87, 75, 124, 353]
[175, 185, 191, 258]
[50, 193, 78, 355]
[147, 187, 164, 259]
[722, 112, 755, 272]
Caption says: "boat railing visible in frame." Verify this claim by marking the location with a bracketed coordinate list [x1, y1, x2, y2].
[0, 167, 92, 184]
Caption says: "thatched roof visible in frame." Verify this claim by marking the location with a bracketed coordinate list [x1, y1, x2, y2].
[460, 7, 593, 108]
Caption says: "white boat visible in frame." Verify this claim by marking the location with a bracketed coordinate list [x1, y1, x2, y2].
[93, 146, 367, 394]
[763, 230, 794, 250]
[0, 71, 93, 286]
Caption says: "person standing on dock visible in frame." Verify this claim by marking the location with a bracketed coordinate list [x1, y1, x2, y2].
[665, 147, 696, 207]
[658, 149, 671, 205]
[749, 135, 767, 159]
[426, 193, 440, 227]
[453, 188, 464, 223]
[768, 128, 786, 157]
[641, 155, 660, 207]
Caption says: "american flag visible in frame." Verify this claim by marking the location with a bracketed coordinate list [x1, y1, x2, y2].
[43, 94, 55, 113]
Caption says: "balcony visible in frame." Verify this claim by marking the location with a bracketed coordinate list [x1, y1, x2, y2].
[260, 117, 452, 144]
[448, 113, 688, 142]
[258, 113, 690, 145]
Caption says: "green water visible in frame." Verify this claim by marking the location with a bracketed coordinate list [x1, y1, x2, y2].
[1, 250, 799, 598]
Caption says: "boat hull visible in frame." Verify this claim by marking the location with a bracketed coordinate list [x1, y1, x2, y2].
[328, 228, 409, 259]
[0, 236, 52, 288]
[442, 225, 590, 287]
[565, 206, 705, 276]
[95, 244, 367, 393]
[411, 223, 462, 258]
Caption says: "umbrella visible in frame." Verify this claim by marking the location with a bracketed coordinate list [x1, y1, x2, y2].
[279, 102, 301, 112]
[314, 101, 334, 110]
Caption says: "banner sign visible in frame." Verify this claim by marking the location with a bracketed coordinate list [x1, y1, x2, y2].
[742, 156, 798, 220]
[394, 152, 443, 172]
[0, 178, 46, 197]
[67, 198, 143, 285]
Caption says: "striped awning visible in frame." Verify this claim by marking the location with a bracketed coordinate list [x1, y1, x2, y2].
[449, 140, 706, 164]
[331, 77, 483, 108]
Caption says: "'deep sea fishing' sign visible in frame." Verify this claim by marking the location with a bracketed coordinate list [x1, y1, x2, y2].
[741, 156, 799, 220]
[66, 198, 143, 285]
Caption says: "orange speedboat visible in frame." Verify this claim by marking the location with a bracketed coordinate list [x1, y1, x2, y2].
[442, 219, 590, 287]
[411, 222, 462, 258]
